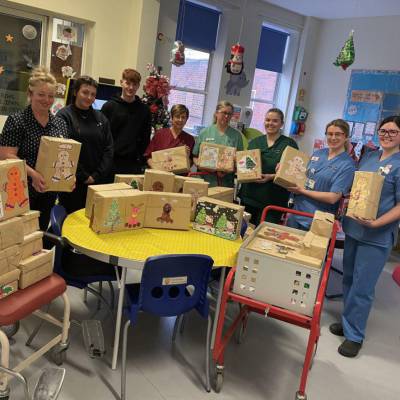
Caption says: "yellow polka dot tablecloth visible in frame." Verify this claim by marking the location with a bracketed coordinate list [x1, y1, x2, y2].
[62, 209, 242, 267]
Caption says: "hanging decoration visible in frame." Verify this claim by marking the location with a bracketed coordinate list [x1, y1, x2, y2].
[22, 25, 37, 40]
[333, 30, 355, 70]
[141, 64, 171, 134]
[5, 33, 14, 43]
[170, 40, 185, 67]
[55, 44, 72, 61]
[225, 43, 245, 75]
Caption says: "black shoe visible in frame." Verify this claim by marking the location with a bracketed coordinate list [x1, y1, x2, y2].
[338, 339, 362, 357]
[329, 322, 344, 337]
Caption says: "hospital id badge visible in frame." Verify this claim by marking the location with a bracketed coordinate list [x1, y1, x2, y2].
[306, 178, 315, 190]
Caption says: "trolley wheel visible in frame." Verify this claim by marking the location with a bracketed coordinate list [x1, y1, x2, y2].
[235, 320, 246, 344]
[295, 391, 307, 400]
[51, 342, 69, 366]
[214, 365, 224, 393]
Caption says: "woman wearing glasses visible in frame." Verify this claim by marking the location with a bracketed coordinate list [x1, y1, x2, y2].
[240, 108, 298, 224]
[286, 119, 356, 229]
[192, 101, 243, 187]
[329, 115, 400, 358]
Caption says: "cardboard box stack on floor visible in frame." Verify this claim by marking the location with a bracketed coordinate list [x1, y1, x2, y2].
[0, 160, 53, 298]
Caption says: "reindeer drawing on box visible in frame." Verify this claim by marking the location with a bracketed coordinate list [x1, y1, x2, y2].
[125, 203, 144, 228]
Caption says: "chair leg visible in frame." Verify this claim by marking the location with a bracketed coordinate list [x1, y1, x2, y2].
[107, 281, 115, 311]
[205, 315, 212, 392]
[172, 315, 184, 342]
[97, 282, 103, 310]
[83, 287, 88, 304]
[121, 320, 131, 400]
[179, 314, 186, 334]
[25, 304, 51, 346]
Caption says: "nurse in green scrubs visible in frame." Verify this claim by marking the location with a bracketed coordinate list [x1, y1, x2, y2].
[239, 108, 298, 224]
[193, 101, 244, 187]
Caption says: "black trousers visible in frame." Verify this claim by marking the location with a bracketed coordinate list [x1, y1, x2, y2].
[30, 192, 57, 231]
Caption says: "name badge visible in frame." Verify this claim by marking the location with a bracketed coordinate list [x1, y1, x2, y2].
[311, 156, 319, 161]
[306, 178, 315, 190]
[205, 138, 215, 142]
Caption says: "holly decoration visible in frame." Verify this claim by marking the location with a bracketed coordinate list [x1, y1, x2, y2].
[245, 156, 256, 170]
[104, 199, 122, 230]
[195, 207, 206, 224]
[333, 31, 355, 70]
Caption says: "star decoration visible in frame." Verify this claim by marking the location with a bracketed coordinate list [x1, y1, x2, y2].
[0, 66, 4, 75]
[5, 34, 14, 43]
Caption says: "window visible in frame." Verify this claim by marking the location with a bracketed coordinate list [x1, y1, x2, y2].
[250, 25, 289, 132]
[169, 48, 210, 130]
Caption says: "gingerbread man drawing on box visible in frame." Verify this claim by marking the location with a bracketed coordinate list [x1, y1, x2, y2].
[125, 203, 144, 228]
[287, 156, 306, 179]
[52, 148, 74, 182]
[4, 166, 29, 211]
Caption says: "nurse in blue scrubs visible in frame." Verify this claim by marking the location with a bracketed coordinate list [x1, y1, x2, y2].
[286, 119, 356, 229]
[329, 115, 400, 357]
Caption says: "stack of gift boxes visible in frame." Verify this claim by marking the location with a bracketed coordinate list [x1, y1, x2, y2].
[0, 160, 53, 299]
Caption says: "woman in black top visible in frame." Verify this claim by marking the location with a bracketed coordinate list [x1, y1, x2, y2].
[0, 67, 69, 230]
[57, 76, 114, 213]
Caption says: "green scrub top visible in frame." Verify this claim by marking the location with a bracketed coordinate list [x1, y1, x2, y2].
[240, 134, 298, 209]
[193, 124, 244, 187]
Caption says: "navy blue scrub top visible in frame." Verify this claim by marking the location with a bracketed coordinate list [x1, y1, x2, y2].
[343, 150, 400, 247]
[293, 148, 356, 228]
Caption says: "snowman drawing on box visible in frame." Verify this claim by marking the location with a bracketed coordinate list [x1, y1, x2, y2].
[286, 156, 306, 179]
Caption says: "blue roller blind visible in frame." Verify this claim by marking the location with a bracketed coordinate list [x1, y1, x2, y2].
[256, 26, 289, 73]
[176, 0, 221, 52]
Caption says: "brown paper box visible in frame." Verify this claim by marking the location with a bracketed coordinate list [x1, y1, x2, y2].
[21, 231, 43, 260]
[198, 143, 236, 172]
[0, 159, 30, 221]
[90, 190, 148, 234]
[236, 149, 262, 182]
[300, 231, 329, 260]
[20, 210, 40, 236]
[173, 176, 203, 193]
[310, 211, 335, 238]
[114, 174, 144, 190]
[18, 249, 53, 289]
[257, 225, 303, 248]
[35, 136, 82, 192]
[85, 182, 132, 218]
[193, 196, 244, 240]
[143, 170, 175, 192]
[144, 192, 191, 230]
[207, 186, 234, 203]
[286, 252, 323, 269]
[246, 237, 292, 259]
[346, 171, 385, 220]
[0, 269, 20, 298]
[0, 217, 24, 250]
[152, 146, 190, 174]
[0, 245, 21, 275]
[274, 147, 309, 189]
[183, 180, 209, 220]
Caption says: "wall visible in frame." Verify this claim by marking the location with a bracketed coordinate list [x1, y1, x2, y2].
[0, 0, 160, 128]
[299, 15, 400, 153]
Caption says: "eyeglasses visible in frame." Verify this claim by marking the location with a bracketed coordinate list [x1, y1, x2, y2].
[326, 132, 345, 138]
[378, 128, 400, 137]
[218, 111, 233, 117]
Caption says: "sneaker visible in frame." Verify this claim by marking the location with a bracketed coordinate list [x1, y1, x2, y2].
[329, 322, 344, 337]
[338, 339, 362, 357]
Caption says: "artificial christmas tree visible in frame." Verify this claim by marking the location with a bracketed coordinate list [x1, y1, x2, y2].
[333, 31, 355, 70]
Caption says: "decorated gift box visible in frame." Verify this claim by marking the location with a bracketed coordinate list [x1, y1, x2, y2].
[0, 269, 20, 299]
[173, 176, 203, 193]
[18, 249, 53, 289]
[310, 210, 335, 238]
[144, 192, 191, 230]
[85, 182, 132, 218]
[236, 149, 262, 182]
[0, 159, 30, 221]
[20, 210, 40, 236]
[183, 180, 209, 221]
[0, 217, 24, 250]
[143, 169, 175, 192]
[257, 225, 304, 248]
[20, 231, 43, 260]
[193, 196, 244, 241]
[346, 171, 385, 220]
[35, 136, 82, 192]
[90, 190, 147, 234]
[273, 147, 309, 189]
[0, 245, 21, 276]
[114, 174, 144, 190]
[151, 146, 190, 174]
[198, 143, 236, 172]
[207, 186, 234, 203]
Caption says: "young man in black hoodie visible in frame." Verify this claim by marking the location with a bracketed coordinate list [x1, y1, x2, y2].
[101, 68, 151, 176]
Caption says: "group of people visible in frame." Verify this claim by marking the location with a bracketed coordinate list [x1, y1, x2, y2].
[1, 66, 400, 359]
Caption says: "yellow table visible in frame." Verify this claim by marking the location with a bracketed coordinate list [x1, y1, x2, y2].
[62, 209, 242, 369]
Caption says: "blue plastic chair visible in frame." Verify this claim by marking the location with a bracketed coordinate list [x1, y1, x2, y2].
[121, 254, 214, 399]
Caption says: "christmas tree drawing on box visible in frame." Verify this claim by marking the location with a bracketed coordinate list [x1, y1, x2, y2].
[236, 149, 262, 182]
[193, 197, 244, 241]
[104, 199, 122, 231]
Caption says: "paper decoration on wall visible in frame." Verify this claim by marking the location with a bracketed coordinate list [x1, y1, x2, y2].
[55, 44, 72, 61]
[56, 83, 66, 96]
[170, 40, 185, 66]
[225, 43, 244, 75]
[225, 71, 249, 96]
[0, 66, 4, 75]
[5, 34, 14, 43]
[333, 30, 355, 70]
[22, 25, 37, 40]
[23, 55, 34, 69]
[61, 65, 76, 78]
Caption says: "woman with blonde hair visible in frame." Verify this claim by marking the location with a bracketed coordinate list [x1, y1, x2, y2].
[0, 66, 69, 229]
[192, 100, 243, 187]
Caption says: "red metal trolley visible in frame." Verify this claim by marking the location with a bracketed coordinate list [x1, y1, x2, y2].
[212, 205, 339, 400]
